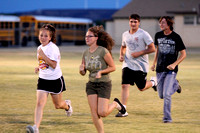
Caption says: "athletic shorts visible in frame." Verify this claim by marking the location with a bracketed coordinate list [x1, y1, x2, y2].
[37, 76, 66, 94]
[86, 81, 112, 99]
[122, 67, 147, 89]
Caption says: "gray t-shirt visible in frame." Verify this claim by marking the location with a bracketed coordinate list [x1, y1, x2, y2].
[122, 28, 153, 72]
[83, 46, 110, 82]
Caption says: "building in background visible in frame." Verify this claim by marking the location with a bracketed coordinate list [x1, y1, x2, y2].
[106, 0, 200, 47]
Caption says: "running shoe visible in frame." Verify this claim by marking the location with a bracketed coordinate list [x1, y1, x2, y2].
[150, 76, 157, 91]
[114, 98, 126, 114]
[26, 125, 39, 133]
[65, 100, 73, 117]
[115, 111, 128, 117]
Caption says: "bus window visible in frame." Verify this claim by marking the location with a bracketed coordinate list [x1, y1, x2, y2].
[15, 22, 19, 28]
[0, 22, 3, 29]
[22, 22, 30, 28]
[5, 22, 9, 29]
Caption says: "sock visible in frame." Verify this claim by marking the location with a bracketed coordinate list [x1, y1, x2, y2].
[151, 80, 155, 87]
[33, 125, 39, 131]
[116, 103, 121, 110]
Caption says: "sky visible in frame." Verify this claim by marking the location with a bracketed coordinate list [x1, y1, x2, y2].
[0, 0, 131, 13]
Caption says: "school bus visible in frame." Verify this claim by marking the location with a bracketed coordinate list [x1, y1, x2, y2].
[0, 15, 20, 46]
[0, 15, 93, 46]
[20, 15, 93, 46]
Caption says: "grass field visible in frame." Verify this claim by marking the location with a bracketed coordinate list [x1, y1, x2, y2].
[0, 46, 200, 133]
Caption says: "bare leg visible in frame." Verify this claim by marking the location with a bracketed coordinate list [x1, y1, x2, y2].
[139, 81, 153, 91]
[98, 97, 117, 117]
[34, 91, 48, 128]
[121, 84, 130, 105]
[87, 95, 104, 133]
[51, 93, 69, 110]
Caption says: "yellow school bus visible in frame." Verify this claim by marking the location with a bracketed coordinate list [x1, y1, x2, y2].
[0, 15, 20, 46]
[19, 15, 93, 46]
[0, 15, 93, 46]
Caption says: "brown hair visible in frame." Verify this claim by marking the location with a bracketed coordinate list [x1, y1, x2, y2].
[40, 24, 56, 43]
[159, 16, 174, 31]
[88, 25, 115, 54]
[129, 14, 140, 22]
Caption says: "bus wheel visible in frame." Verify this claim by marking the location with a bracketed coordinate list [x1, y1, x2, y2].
[22, 37, 28, 47]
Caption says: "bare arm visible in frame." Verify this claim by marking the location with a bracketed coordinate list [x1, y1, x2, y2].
[119, 45, 126, 62]
[38, 48, 57, 69]
[96, 52, 116, 78]
[167, 49, 186, 70]
[151, 45, 158, 71]
[79, 58, 86, 76]
[131, 43, 155, 58]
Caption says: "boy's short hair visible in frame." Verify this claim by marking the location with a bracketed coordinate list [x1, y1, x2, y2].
[129, 14, 140, 22]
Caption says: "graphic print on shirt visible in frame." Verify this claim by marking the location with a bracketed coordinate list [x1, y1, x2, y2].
[85, 55, 102, 77]
[38, 57, 49, 70]
[126, 36, 139, 51]
[157, 37, 175, 54]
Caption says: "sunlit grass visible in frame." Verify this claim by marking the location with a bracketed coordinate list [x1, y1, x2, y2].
[0, 47, 200, 133]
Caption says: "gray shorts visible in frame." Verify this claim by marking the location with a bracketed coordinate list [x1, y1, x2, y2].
[86, 81, 112, 99]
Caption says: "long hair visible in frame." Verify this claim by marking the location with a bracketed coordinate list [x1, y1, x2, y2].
[159, 16, 174, 31]
[88, 25, 115, 54]
[40, 24, 56, 44]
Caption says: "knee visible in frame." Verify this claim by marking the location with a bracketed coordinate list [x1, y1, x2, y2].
[98, 111, 107, 117]
[122, 84, 129, 90]
[36, 101, 45, 108]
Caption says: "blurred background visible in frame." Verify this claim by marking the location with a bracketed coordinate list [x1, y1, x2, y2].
[0, 0, 199, 47]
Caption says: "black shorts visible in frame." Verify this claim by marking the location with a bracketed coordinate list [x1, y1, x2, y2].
[37, 76, 66, 94]
[86, 81, 112, 99]
[122, 67, 147, 89]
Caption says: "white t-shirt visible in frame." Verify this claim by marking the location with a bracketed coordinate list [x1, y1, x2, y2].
[37, 41, 62, 80]
[122, 28, 153, 73]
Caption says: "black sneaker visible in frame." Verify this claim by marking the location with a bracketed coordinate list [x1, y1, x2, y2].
[152, 86, 157, 91]
[177, 85, 181, 93]
[114, 98, 126, 114]
[115, 111, 128, 117]
[177, 80, 181, 93]
[150, 77, 157, 91]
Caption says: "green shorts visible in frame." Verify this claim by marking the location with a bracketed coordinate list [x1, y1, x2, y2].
[86, 81, 112, 99]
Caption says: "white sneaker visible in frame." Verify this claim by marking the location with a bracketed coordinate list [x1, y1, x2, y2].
[26, 125, 39, 133]
[65, 100, 73, 117]
[150, 76, 157, 91]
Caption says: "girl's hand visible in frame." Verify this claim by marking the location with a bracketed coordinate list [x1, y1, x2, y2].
[79, 64, 86, 75]
[96, 71, 102, 79]
[80, 64, 85, 71]
[35, 67, 39, 74]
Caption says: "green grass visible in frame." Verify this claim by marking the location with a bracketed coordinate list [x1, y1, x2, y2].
[0, 46, 200, 133]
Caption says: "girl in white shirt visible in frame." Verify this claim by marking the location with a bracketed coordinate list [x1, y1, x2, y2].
[26, 24, 73, 133]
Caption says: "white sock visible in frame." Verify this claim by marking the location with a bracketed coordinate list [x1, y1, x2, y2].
[33, 125, 39, 131]
[116, 103, 121, 110]
[151, 80, 155, 87]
